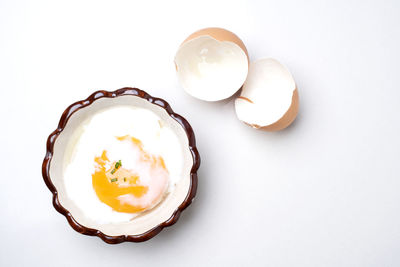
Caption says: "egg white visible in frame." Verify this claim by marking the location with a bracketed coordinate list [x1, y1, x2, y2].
[63, 106, 184, 224]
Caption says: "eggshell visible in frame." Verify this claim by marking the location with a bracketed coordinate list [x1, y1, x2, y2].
[235, 58, 299, 131]
[174, 27, 249, 101]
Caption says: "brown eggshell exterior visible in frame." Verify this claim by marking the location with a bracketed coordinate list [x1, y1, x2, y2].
[180, 27, 249, 61]
[247, 88, 299, 131]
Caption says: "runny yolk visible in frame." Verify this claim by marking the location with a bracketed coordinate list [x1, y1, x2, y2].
[92, 135, 169, 213]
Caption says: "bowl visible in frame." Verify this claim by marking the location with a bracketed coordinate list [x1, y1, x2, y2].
[42, 88, 200, 243]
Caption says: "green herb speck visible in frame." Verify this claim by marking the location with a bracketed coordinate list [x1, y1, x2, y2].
[115, 160, 122, 169]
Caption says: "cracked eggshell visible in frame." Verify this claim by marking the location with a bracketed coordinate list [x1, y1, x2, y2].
[174, 27, 249, 101]
[235, 58, 299, 131]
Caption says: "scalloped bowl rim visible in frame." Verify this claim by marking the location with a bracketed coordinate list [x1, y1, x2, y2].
[42, 88, 200, 243]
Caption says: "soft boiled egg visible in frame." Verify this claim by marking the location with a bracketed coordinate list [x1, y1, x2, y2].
[92, 135, 169, 214]
[63, 106, 185, 224]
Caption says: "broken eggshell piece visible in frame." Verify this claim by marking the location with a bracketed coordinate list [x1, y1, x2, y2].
[174, 27, 249, 101]
[235, 58, 299, 131]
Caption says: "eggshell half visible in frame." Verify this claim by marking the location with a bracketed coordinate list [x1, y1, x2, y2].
[235, 58, 299, 131]
[175, 27, 249, 101]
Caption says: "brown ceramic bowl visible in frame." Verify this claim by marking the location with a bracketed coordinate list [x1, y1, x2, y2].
[42, 88, 200, 244]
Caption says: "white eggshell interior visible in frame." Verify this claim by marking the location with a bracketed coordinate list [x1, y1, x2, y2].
[49, 96, 193, 236]
[175, 35, 248, 101]
[235, 58, 296, 126]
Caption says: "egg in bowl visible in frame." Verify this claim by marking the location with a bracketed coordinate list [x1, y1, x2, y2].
[43, 88, 199, 243]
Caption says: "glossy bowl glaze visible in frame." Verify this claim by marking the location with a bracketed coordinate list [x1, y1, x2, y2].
[42, 88, 200, 243]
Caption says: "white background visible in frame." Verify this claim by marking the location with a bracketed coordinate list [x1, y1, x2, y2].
[1, 0, 400, 266]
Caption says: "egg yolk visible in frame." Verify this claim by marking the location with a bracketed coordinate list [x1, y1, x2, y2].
[92, 135, 169, 213]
